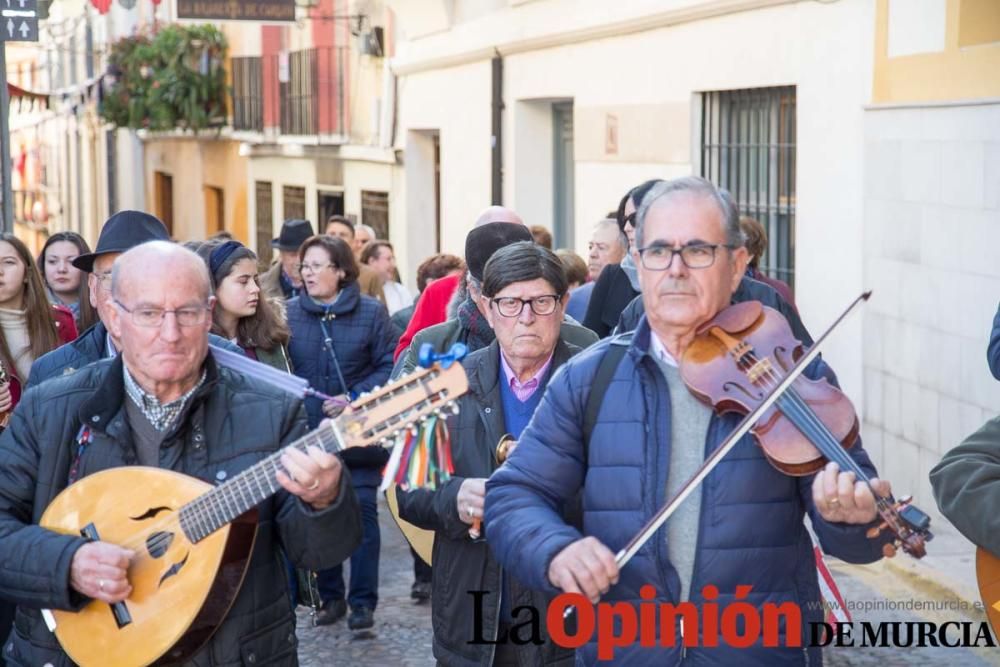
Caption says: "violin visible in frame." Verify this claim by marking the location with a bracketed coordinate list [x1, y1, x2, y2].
[562, 293, 931, 620]
[680, 299, 932, 558]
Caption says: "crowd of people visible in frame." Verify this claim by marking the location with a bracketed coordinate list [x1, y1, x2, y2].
[0, 175, 933, 667]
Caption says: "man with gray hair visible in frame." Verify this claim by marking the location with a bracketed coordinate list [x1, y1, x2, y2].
[0, 242, 362, 665]
[486, 176, 892, 665]
[397, 241, 578, 666]
[392, 222, 598, 378]
[566, 218, 627, 322]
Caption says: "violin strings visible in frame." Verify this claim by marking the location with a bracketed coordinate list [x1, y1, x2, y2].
[736, 347, 896, 516]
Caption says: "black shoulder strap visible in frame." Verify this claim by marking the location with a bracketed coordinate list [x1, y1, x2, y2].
[582, 343, 628, 462]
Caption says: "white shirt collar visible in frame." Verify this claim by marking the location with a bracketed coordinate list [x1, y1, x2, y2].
[649, 332, 679, 368]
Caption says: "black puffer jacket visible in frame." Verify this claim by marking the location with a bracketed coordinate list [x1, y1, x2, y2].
[397, 339, 578, 667]
[0, 352, 362, 666]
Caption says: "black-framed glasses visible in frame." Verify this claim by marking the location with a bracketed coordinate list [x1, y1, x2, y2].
[637, 243, 735, 271]
[297, 262, 336, 274]
[491, 295, 561, 318]
[114, 300, 210, 327]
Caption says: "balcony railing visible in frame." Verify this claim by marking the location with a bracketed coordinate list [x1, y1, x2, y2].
[232, 56, 263, 132]
[231, 47, 347, 138]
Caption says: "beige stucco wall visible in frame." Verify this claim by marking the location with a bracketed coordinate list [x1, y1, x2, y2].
[393, 0, 875, 398]
[143, 138, 249, 242]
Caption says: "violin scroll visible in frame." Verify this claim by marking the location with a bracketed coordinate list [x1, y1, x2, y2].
[865, 495, 933, 559]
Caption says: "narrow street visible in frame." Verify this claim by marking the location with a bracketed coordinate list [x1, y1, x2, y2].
[296, 497, 435, 667]
[296, 500, 1000, 666]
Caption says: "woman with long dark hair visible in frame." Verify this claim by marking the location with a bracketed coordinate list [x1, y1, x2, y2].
[197, 239, 292, 371]
[37, 231, 98, 332]
[0, 233, 76, 414]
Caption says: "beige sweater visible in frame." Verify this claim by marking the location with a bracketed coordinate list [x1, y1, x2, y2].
[0, 307, 32, 381]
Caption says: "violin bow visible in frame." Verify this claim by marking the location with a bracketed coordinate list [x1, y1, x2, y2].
[612, 291, 873, 573]
[563, 292, 875, 618]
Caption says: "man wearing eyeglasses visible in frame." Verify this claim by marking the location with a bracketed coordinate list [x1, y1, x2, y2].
[397, 241, 577, 667]
[485, 177, 892, 666]
[0, 242, 362, 666]
[27, 210, 240, 389]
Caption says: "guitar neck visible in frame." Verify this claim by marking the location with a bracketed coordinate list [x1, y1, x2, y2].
[178, 423, 345, 543]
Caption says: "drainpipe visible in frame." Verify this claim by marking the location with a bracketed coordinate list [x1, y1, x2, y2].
[490, 51, 502, 205]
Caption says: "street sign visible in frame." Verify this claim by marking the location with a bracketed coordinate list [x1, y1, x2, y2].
[2, 15, 37, 41]
[2, 0, 37, 13]
[176, 0, 295, 22]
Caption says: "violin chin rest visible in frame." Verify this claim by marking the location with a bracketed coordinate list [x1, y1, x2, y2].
[696, 300, 763, 336]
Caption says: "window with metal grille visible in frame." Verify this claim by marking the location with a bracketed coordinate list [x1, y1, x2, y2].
[283, 185, 306, 222]
[232, 56, 263, 131]
[255, 181, 273, 269]
[361, 190, 390, 241]
[700, 86, 796, 288]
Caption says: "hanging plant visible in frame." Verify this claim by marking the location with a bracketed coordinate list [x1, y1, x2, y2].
[99, 24, 228, 132]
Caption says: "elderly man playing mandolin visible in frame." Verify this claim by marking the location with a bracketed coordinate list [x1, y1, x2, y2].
[485, 177, 895, 666]
[0, 242, 361, 666]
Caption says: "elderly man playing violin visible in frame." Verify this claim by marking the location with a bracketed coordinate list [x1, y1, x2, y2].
[485, 176, 893, 666]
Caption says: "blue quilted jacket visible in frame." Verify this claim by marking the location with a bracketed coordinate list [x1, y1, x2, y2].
[286, 283, 396, 476]
[485, 316, 889, 666]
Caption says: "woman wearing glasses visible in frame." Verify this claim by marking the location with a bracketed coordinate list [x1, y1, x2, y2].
[196, 239, 292, 371]
[285, 234, 396, 633]
[582, 179, 663, 338]
[396, 241, 578, 667]
[0, 233, 77, 420]
[37, 231, 99, 332]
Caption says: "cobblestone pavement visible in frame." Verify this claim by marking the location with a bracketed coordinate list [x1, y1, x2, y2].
[824, 560, 1000, 667]
[295, 499, 999, 665]
[297, 496, 435, 666]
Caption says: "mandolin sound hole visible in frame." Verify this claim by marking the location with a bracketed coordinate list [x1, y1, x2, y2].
[130, 506, 173, 521]
[146, 531, 174, 558]
[158, 552, 189, 588]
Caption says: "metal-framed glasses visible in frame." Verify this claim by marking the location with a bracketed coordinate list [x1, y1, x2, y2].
[491, 295, 560, 318]
[637, 243, 735, 271]
[94, 271, 114, 291]
[114, 300, 210, 327]
[297, 262, 335, 274]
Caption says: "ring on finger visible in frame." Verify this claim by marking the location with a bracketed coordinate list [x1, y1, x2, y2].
[99, 579, 106, 592]
[308, 479, 320, 491]
[828, 497, 840, 506]
[466, 506, 474, 519]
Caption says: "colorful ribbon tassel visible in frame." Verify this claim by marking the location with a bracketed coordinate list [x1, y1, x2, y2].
[380, 415, 455, 492]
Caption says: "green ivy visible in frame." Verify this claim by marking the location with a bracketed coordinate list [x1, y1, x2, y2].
[100, 24, 228, 132]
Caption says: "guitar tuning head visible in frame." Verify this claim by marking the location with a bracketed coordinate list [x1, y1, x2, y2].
[449, 402, 460, 415]
[418, 342, 469, 369]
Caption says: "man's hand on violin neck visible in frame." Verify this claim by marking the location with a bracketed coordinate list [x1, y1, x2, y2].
[548, 537, 620, 604]
[812, 461, 891, 525]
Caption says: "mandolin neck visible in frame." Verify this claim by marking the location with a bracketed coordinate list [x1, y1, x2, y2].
[178, 422, 346, 543]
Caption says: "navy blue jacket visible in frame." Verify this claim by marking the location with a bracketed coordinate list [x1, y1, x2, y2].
[485, 316, 889, 666]
[26, 321, 241, 390]
[286, 283, 396, 475]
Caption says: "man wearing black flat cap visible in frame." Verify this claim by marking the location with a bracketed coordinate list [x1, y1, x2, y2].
[27, 210, 240, 388]
[261, 219, 314, 301]
[393, 221, 599, 378]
